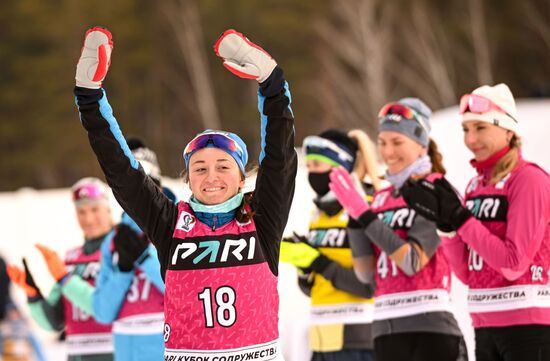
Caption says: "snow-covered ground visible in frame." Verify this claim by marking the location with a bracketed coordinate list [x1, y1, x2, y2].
[1, 99, 549, 360]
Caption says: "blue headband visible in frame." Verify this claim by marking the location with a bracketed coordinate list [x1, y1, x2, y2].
[183, 130, 248, 175]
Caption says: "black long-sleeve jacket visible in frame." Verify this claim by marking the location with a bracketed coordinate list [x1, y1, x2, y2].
[74, 67, 297, 279]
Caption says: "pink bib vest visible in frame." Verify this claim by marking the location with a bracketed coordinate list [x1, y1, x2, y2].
[163, 203, 279, 360]
[463, 162, 550, 327]
[108, 241, 165, 335]
[64, 246, 113, 355]
[370, 174, 453, 320]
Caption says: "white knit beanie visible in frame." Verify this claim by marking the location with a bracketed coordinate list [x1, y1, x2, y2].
[462, 83, 518, 133]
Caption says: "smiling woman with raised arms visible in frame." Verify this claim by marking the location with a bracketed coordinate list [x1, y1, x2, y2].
[73, 27, 297, 360]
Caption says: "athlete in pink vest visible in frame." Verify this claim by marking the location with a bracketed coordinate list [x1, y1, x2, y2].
[92, 139, 168, 361]
[329, 99, 465, 361]
[73, 27, 296, 360]
[7, 177, 115, 361]
[401, 84, 550, 361]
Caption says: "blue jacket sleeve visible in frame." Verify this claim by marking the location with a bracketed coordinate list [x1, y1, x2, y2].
[120, 211, 143, 235]
[137, 245, 165, 293]
[92, 234, 134, 324]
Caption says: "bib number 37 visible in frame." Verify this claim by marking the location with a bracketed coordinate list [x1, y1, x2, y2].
[198, 286, 237, 328]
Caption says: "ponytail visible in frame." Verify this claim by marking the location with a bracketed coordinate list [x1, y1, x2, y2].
[428, 138, 446, 175]
[491, 135, 521, 184]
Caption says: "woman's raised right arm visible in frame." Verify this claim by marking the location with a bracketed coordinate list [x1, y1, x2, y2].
[74, 28, 177, 263]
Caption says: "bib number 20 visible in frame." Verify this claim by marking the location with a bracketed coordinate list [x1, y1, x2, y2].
[468, 247, 483, 272]
[198, 286, 237, 328]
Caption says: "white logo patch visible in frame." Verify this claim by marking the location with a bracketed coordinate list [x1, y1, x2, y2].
[175, 210, 196, 232]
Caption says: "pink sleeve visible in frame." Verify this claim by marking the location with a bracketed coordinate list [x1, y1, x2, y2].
[457, 165, 550, 280]
[441, 233, 469, 283]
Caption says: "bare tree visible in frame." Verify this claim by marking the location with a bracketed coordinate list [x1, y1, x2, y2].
[389, 0, 457, 107]
[317, 0, 394, 136]
[318, 0, 462, 136]
[469, 0, 493, 85]
[160, 0, 221, 130]
[523, 0, 550, 51]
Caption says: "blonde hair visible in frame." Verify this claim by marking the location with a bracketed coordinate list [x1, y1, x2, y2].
[348, 129, 383, 191]
[491, 135, 521, 184]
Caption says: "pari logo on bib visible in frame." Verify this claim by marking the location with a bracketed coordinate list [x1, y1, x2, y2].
[175, 211, 196, 232]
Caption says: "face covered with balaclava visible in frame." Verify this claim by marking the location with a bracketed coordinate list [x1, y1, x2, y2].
[303, 129, 358, 214]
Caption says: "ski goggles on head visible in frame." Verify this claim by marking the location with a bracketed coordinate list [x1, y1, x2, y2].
[72, 184, 108, 204]
[183, 131, 247, 173]
[303, 135, 355, 171]
[378, 103, 429, 136]
[303, 136, 354, 163]
[459, 93, 517, 123]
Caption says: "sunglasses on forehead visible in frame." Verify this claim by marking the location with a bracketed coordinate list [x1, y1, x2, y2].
[183, 132, 244, 159]
[72, 184, 107, 203]
[378, 103, 429, 136]
[459, 93, 517, 123]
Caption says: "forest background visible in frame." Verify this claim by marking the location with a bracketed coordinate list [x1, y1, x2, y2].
[2, 0, 549, 190]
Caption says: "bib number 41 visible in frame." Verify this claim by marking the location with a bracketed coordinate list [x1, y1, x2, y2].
[198, 286, 237, 328]
[377, 252, 398, 279]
